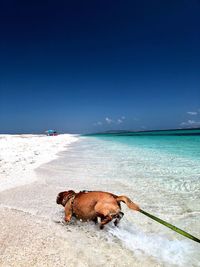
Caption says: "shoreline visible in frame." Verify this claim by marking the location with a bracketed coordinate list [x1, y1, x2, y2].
[0, 134, 79, 192]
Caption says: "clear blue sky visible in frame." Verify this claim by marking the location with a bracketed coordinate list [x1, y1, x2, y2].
[0, 0, 200, 133]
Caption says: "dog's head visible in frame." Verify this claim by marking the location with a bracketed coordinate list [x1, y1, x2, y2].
[56, 190, 76, 206]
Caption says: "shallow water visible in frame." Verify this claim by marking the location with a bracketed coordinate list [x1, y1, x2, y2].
[1, 136, 200, 266]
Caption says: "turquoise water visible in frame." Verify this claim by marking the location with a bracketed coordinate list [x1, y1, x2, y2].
[85, 130, 200, 195]
[86, 129, 200, 160]
[89, 134, 200, 160]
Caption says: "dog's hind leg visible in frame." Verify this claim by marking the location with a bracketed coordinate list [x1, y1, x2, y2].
[114, 212, 124, 226]
[100, 215, 113, 229]
[92, 217, 98, 224]
[94, 202, 120, 229]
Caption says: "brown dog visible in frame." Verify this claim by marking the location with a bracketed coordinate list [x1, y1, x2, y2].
[56, 190, 140, 229]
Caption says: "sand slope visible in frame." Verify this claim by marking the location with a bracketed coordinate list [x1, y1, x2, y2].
[0, 134, 78, 191]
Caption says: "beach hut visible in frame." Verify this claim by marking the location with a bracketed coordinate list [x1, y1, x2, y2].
[45, 130, 58, 136]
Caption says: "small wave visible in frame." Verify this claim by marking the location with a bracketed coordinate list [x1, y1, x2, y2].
[107, 218, 196, 266]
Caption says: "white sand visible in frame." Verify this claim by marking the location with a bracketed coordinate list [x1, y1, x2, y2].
[0, 134, 78, 192]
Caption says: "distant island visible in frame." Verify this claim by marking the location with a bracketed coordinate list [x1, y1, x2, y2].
[85, 128, 200, 136]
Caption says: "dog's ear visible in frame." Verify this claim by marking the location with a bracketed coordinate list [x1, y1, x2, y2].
[67, 190, 75, 195]
[56, 190, 75, 206]
[56, 191, 67, 205]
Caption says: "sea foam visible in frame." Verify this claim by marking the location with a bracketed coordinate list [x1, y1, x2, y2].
[107, 218, 198, 267]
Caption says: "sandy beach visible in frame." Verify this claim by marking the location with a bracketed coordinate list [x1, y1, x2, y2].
[0, 134, 83, 267]
[0, 135, 199, 267]
[0, 134, 78, 192]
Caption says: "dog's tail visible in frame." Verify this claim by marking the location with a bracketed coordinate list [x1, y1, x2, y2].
[116, 195, 140, 211]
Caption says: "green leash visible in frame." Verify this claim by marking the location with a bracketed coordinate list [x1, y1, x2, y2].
[139, 209, 200, 243]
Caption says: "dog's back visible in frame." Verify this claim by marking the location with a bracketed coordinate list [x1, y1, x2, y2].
[72, 191, 120, 220]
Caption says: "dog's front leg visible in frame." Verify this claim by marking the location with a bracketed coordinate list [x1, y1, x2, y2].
[64, 199, 73, 222]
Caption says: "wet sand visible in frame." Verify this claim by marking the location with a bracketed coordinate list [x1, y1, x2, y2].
[0, 207, 143, 267]
[0, 185, 157, 267]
